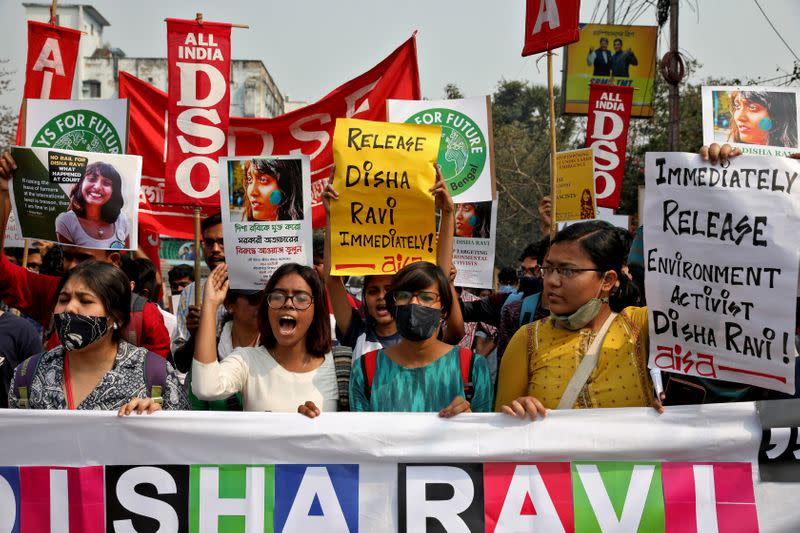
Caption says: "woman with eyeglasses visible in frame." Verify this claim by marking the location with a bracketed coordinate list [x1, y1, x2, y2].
[496, 221, 658, 420]
[191, 262, 343, 413]
[349, 261, 493, 415]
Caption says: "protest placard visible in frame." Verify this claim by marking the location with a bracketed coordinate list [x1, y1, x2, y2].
[554, 148, 596, 222]
[219, 155, 313, 290]
[701, 85, 800, 157]
[9, 147, 142, 250]
[453, 200, 497, 289]
[24, 99, 129, 155]
[387, 96, 495, 203]
[644, 152, 800, 394]
[330, 118, 440, 276]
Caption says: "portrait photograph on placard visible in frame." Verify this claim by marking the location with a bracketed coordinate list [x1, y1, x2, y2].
[227, 158, 306, 223]
[454, 200, 493, 239]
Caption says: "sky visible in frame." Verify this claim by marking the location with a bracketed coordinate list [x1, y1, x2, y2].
[0, 0, 799, 108]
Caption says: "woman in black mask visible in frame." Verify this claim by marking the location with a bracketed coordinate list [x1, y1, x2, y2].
[349, 261, 493, 415]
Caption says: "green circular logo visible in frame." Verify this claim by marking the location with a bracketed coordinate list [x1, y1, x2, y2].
[406, 108, 487, 195]
[33, 110, 123, 154]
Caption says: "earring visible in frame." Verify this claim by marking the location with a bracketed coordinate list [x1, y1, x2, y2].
[112, 323, 118, 330]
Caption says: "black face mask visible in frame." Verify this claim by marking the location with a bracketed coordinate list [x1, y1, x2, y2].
[518, 275, 543, 295]
[393, 304, 441, 341]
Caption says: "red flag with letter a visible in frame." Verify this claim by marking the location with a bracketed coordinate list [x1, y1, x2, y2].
[585, 83, 634, 209]
[16, 20, 81, 144]
[522, 0, 581, 56]
[122, 35, 420, 233]
[165, 18, 232, 206]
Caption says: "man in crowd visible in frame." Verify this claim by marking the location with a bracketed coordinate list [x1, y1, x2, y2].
[586, 37, 613, 76]
[610, 38, 638, 78]
[0, 151, 170, 357]
[168, 264, 194, 296]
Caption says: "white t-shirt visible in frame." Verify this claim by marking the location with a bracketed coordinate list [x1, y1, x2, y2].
[191, 346, 338, 412]
[55, 210, 130, 249]
[157, 307, 178, 342]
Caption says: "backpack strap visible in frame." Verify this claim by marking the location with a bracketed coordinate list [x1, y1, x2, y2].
[332, 345, 353, 411]
[458, 347, 475, 403]
[361, 349, 379, 402]
[143, 350, 168, 405]
[15, 353, 44, 409]
[127, 294, 147, 347]
[519, 293, 542, 328]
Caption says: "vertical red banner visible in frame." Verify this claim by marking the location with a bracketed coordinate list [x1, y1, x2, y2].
[585, 83, 634, 209]
[16, 21, 81, 144]
[522, 0, 581, 56]
[165, 18, 232, 206]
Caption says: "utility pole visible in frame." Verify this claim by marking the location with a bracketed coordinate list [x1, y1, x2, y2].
[668, 0, 680, 151]
[607, 0, 615, 24]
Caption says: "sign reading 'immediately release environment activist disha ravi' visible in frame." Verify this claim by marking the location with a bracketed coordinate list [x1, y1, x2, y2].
[330, 118, 440, 276]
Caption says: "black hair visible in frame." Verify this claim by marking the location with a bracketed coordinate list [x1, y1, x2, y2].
[312, 229, 325, 262]
[259, 263, 331, 356]
[120, 255, 158, 302]
[57, 261, 131, 341]
[168, 264, 194, 286]
[551, 220, 640, 312]
[498, 267, 518, 285]
[40, 245, 64, 277]
[200, 213, 222, 237]
[728, 90, 798, 148]
[613, 38, 623, 45]
[518, 237, 549, 264]
[386, 261, 454, 320]
[458, 201, 492, 238]
[244, 159, 304, 221]
[68, 162, 125, 224]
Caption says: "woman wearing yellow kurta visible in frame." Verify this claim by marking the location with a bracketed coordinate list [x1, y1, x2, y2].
[497, 221, 658, 419]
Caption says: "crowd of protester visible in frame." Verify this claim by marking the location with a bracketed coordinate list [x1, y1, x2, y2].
[0, 144, 797, 419]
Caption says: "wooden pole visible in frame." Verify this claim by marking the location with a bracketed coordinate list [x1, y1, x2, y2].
[50, 0, 57, 25]
[547, 50, 558, 242]
[193, 207, 202, 307]
[21, 239, 30, 269]
[667, 0, 680, 151]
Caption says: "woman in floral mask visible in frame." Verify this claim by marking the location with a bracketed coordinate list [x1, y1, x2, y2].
[8, 261, 188, 412]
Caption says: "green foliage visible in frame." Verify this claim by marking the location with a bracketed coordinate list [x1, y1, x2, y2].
[443, 83, 464, 100]
[0, 59, 16, 148]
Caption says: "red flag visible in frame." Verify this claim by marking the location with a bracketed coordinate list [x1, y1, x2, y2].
[16, 20, 81, 144]
[522, 0, 581, 56]
[585, 83, 634, 209]
[122, 35, 420, 233]
[165, 18, 232, 206]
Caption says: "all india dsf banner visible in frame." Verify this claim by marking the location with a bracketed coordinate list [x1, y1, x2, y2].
[0, 405, 796, 532]
[330, 118, 440, 276]
[563, 23, 657, 117]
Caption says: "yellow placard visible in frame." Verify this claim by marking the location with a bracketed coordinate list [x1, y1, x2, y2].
[554, 148, 596, 222]
[330, 118, 441, 275]
[563, 24, 657, 117]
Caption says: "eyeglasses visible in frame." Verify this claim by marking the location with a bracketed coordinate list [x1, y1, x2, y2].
[266, 290, 313, 310]
[392, 290, 440, 307]
[541, 266, 604, 279]
[517, 265, 542, 278]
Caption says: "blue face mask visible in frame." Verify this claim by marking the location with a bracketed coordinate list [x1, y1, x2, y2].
[498, 284, 516, 294]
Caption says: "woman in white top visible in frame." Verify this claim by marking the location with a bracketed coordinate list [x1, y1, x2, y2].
[192, 262, 339, 413]
[55, 161, 130, 249]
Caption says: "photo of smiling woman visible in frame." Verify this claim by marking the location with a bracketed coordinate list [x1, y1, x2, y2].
[717, 90, 799, 148]
[54, 162, 129, 249]
[237, 158, 304, 222]
[454, 201, 492, 239]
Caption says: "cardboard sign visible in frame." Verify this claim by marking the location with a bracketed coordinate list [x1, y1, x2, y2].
[554, 148, 596, 222]
[330, 118, 440, 276]
[453, 200, 498, 289]
[9, 147, 142, 250]
[388, 96, 495, 203]
[644, 152, 800, 394]
[522, 0, 581, 56]
[219, 156, 313, 290]
[24, 99, 129, 155]
[702, 85, 800, 157]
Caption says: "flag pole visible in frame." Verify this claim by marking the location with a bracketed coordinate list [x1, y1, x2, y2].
[193, 207, 202, 307]
[547, 49, 558, 242]
[21, 240, 30, 269]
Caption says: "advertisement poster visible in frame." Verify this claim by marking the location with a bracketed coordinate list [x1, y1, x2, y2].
[330, 118, 440, 276]
[24, 98, 129, 155]
[219, 155, 313, 290]
[387, 96, 495, 203]
[554, 148, 596, 222]
[644, 152, 799, 394]
[453, 200, 497, 289]
[702, 85, 800, 157]
[563, 23, 657, 117]
[9, 147, 142, 250]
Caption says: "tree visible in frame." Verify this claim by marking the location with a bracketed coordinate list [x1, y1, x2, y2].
[0, 60, 17, 147]
[443, 83, 463, 100]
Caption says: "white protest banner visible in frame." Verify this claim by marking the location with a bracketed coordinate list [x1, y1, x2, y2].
[9, 147, 142, 250]
[0, 404, 795, 531]
[644, 152, 800, 394]
[3, 214, 25, 248]
[453, 200, 497, 288]
[24, 98, 129, 154]
[219, 156, 313, 290]
[702, 86, 800, 157]
[388, 96, 495, 203]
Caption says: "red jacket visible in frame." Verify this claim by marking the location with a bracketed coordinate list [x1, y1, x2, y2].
[0, 254, 170, 358]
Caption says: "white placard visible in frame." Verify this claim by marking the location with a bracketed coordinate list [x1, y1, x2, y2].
[644, 152, 799, 393]
[453, 199, 497, 288]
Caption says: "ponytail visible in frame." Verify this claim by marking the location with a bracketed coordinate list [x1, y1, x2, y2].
[609, 271, 640, 312]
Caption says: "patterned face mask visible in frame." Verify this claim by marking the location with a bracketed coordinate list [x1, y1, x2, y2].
[53, 312, 110, 351]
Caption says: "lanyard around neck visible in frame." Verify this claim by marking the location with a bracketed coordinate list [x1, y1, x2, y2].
[63, 353, 76, 410]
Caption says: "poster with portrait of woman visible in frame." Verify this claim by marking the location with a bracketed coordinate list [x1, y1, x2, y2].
[452, 200, 497, 289]
[702, 86, 800, 157]
[219, 155, 313, 290]
[8, 147, 141, 250]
